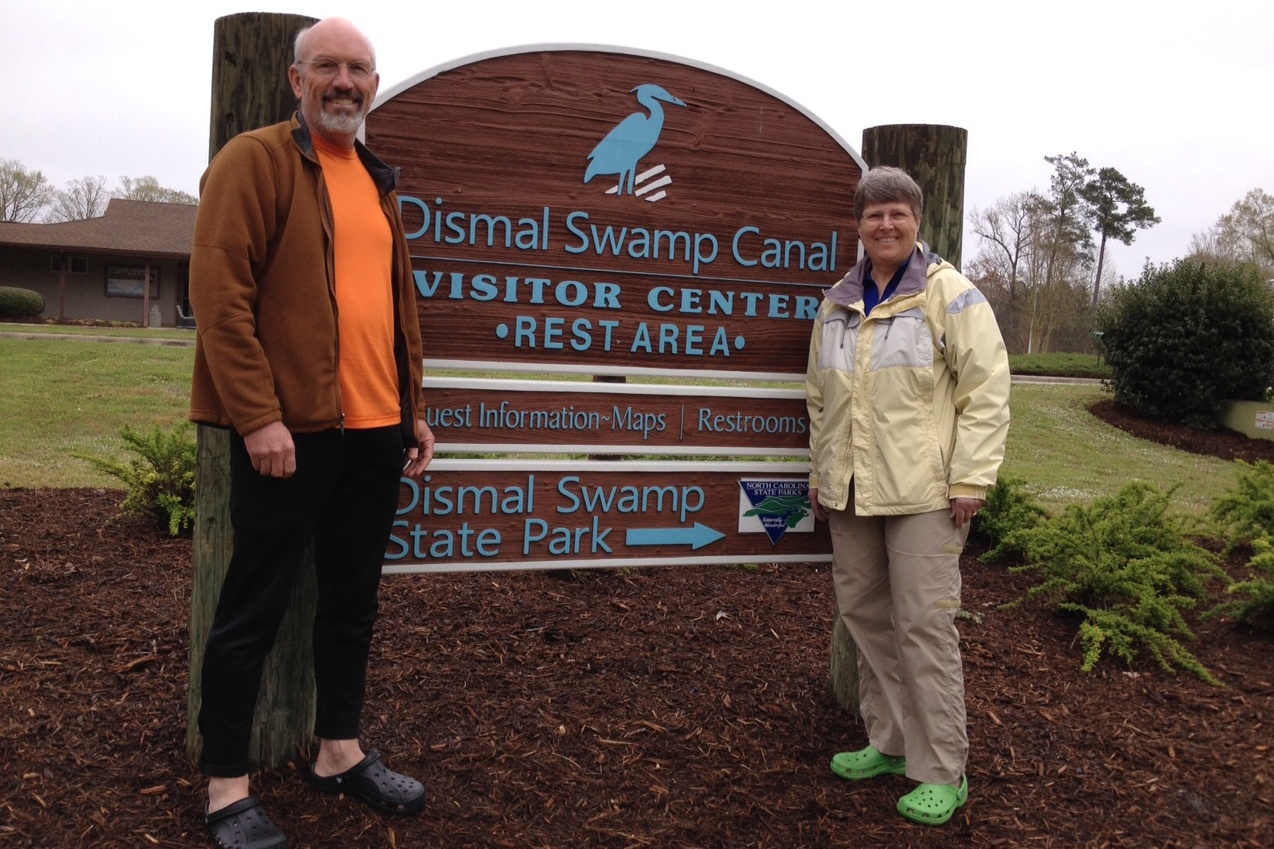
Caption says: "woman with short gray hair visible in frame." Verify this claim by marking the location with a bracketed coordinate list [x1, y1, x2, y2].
[805, 165, 1010, 826]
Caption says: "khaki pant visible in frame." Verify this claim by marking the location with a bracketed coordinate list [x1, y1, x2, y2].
[829, 504, 968, 785]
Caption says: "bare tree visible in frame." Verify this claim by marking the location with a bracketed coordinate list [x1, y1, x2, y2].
[1021, 154, 1094, 352]
[1218, 188, 1274, 275]
[1187, 227, 1224, 262]
[970, 154, 1151, 353]
[1039, 154, 1095, 297]
[1020, 217, 1089, 354]
[969, 158, 1104, 354]
[1187, 188, 1274, 278]
[969, 191, 1040, 349]
[0, 159, 54, 222]
[115, 175, 197, 205]
[46, 175, 111, 222]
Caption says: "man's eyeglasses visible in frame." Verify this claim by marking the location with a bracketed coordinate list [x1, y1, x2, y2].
[297, 58, 375, 81]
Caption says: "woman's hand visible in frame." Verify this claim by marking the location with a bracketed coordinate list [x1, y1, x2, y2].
[949, 497, 983, 528]
[810, 487, 829, 523]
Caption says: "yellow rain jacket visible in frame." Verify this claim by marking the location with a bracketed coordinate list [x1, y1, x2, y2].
[806, 243, 1010, 516]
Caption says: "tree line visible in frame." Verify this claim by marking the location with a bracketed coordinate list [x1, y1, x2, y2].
[0, 159, 196, 224]
[966, 152, 1159, 354]
[6, 151, 1270, 360]
[967, 152, 1272, 356]
[1188, 188, 1274, 278]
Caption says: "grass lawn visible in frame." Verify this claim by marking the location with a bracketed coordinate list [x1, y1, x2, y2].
[1002, 383, 1237, 515]
[0, 338, 194, 488]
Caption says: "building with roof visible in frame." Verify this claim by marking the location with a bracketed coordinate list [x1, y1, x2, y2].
[0, 199, 197, 327]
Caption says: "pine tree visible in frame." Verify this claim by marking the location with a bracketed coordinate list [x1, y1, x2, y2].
[1080, 167, 1160, 310]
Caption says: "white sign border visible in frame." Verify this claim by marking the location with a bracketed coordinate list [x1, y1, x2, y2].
[425, 376, 809, 457]
[385, 458, 827, 574]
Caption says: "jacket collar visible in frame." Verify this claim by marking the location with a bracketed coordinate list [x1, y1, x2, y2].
[290, 112, 401, 196]
[825, 241, 944, 308]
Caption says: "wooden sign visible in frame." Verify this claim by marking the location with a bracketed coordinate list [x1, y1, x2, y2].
[368, 47, 864, 379]
[385, 460, 831, 573]
[424, 376, 809, 456]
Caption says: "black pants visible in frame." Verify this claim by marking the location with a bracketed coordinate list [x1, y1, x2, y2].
[198, 426, 403, 777]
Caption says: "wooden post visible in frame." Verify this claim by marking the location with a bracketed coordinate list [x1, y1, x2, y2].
[142, 262, 152, 326]
[57, 256, 67, 322]
[187, 12, 319, 770]
[827, 124, 968, 714]
[828, 614, 860, 715]
[861, 124, 968, 270]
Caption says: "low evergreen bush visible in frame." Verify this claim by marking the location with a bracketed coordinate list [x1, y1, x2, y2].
[1207, 460, 1274, 628]
[1209, 534, 1274, 630]
[1210, 460, 1274, 552]
[0, 286, 45, 318]
[1002, 482, 1227, 684]
[75, 424, 196, 536]
[974, 475, 1046, 556]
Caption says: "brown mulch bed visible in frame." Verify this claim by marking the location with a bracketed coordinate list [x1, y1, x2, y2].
[2, 404, 1273, 848]
[1089, 399, 1274, 465]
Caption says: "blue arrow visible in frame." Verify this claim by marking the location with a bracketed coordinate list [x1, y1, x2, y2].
[626, 523, 726, 550]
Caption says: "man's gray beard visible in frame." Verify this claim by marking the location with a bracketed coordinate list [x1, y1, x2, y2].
[318, 105, 365, 136]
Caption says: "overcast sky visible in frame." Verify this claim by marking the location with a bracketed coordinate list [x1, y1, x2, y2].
[6, 0, 1271, 279]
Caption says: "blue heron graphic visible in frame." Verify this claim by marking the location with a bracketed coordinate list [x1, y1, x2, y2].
[584, 83, 686, 196]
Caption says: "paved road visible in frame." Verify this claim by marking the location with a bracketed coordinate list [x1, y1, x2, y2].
[1011, 374, 1103, 385]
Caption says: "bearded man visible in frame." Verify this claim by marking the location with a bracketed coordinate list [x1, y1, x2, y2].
[189, 17, 433, 849]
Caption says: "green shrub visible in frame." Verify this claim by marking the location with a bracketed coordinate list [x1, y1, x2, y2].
[1206, 460, 1274, 628]
[1209, 460, 1274, 552]
[1208, 533, 1274, 629]
[973, 475, 1046, 555]
[1096, 260, 1274, 428]
[0, 286, 45, 318]
[76, 424, 197, 536]
[1003, 482, 1227, 684]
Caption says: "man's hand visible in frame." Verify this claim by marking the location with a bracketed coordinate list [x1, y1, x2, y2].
[810, 487, 829, 523]
[244, 421, 296, 478]
[403, 418, 434, 477]
[950, 497, 983, 528]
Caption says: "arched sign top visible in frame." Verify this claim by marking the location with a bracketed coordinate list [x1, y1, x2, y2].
[374, 43, 866, 170]
[367, 44, 864, 379]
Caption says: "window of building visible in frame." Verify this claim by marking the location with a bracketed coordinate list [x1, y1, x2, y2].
[105, 265, 159, 299]
[50, 255, 89, 274]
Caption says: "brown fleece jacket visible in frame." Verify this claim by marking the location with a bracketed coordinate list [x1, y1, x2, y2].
[188, 114, 424, 443]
